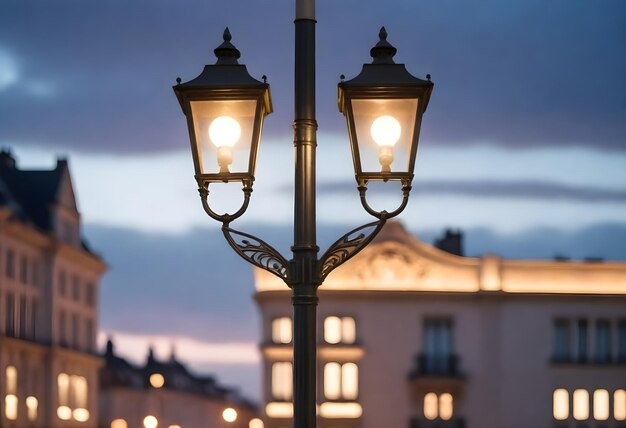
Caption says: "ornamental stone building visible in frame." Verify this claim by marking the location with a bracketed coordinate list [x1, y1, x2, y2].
[0, 150, 106, 427]
[255, 221, 626, 428]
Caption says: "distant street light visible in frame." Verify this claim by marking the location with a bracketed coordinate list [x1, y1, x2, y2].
[173, 1, 433, 427]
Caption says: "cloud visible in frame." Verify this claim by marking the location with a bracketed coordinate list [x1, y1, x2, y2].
[314, 179, 626, 203]
[0, 48, 18, 90]
[0, 0, 625, 153]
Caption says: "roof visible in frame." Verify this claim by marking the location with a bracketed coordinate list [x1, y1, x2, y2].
[100, 339, 256, 410]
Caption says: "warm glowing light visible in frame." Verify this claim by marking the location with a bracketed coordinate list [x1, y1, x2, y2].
[271, 362, 292, 400]
[72, 375, 88, 408]
[319, 402, 362, 419]
[111, 419, 128, 428]
[143, 415, 158, 428]
[439, 393, 453, 420]
[222, 408, 238, 423]
[168, 425, 182, 428]
[272, 317, 292, 344]
[424, 392, 438, 420]
[265, 402, 293, 418]
[57, 406, 72, 420]
[58, 373, 70, 405]
[249, 417, 264, 428]
[73, 408, 90, 422]
[615, 390, 626, 421]
[26, 396, 38, 421]
[324, 362, 341, 400]
[342, 317, 356, 344]
[573, 389, 589, 420]
[6, 366, 17, 393]
[209, 116, 241, 147]
[324, 317, 341, 344]
[593, 389, 609, 420]
[553, 389, 569, 420]
[371, 115, 401, 147]
[150, 373, 165, 388]
[341, 363, 358, 400]
[5, 394, 18, 420]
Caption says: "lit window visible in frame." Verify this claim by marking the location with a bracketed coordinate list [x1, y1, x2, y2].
[272, 317, 292, 344]
[614, 390, 626, 421]
[271, 362, 292, 401]
[319, 402, 362, 418]
[323, 362, 358, 400]
[143, 415, 158, 428]
[249, 417, 264, 428]
[168, 425, 181, 428]
[423, 392, 453, 420]
[73, 408, 90, 422]
[150, 373, 165, 388]
[5, 394, 18, 420]
[553, 389, 569, 420]
[26, 396, 38, 421]
[58, 373, 70, 406]
[439, 393, 453, 420]
[111, 419, 128, 428]
[324, 316, 356, 344]
[71, 375, 88, 413]
[223, 408, 238, 422]
[6, 366, 17, 393]
[423, 392, 438, 420]
[573, 389, 589, 420]
[57, 406, 72, 420]
[593, 389, 609, 420]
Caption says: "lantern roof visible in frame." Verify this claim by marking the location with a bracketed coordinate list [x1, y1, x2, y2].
[173, 28, 272, 113]
[338, 27, 433, 109]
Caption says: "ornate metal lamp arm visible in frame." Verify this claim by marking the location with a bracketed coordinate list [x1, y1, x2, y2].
[358, 178, 412, 220]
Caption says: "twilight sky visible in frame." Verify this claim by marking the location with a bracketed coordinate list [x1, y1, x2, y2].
[2, 0, 626, 399]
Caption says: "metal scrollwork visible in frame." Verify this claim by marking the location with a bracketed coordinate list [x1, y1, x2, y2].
[222, 226, 289, 281]
[319, 218, 387, 280]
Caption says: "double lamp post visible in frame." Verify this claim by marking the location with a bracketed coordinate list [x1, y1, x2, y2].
[172, 0, 433, 427]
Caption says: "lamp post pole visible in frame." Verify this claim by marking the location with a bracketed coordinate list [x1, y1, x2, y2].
[292, 0, 319, 426]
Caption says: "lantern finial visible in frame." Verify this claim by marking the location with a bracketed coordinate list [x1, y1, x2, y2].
[214, 27, 241, 65]
[370, 26, 397, 65]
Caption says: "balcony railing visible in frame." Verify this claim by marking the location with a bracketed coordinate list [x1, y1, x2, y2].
[410, 354, 460, 377]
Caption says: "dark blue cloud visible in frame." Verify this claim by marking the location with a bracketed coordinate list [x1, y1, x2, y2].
[1, 0, 625, 153]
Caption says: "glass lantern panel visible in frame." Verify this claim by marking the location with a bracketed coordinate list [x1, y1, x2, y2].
[351, 98, 418, 174]
[190, 99, 257, 175]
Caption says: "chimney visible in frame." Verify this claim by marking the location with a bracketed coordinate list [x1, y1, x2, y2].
[434, 228, 464, 257]
[0, 149, 16, 169]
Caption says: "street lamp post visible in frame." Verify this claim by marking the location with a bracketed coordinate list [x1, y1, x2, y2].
[173, 1, 433, 427]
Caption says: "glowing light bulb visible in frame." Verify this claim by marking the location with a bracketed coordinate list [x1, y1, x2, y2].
[222, 408, 238, 423]
[370, 115, 401, 172]
[209, 116, 241, 173]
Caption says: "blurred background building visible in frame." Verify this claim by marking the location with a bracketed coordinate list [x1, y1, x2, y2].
[0, 149, 105, 427]
[0, 150, 261, 428]
[256, 221, 626, 428]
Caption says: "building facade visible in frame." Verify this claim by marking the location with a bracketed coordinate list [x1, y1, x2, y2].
[255, 221, 626, 428]
[100, 340, 261, 428]
[0, 150, 106, 427]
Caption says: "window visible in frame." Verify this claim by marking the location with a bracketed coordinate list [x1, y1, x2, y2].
[595, 320, 611, 363]
[615, 390, 626, 421]
[323, 362, 358, 400]
[19, 296, 27, 339]
[576, 319, 588, 362]
[85, 318, 94, 351]
[59, 270, 67, 296]
[31, 260, 39, 286]
[86, 283, 95, 307]
[19, 255, 28, 284]
[573, 389, 589, 420]
[72, 314, 80, 349]
[324, 316, 356, 344]
[272, 317, 292, 344]
[618, 320, 626, 362]
[271, 362, 292, 401]
[423, 319, 453, 373]
[111, 420, 128, 428]
[57, 373, 89, 421]
[5, 366, 18, 420]
[26, 396, 38, 421]
[553, 389, 569, 420]
[5, 293, 15, 337]
[59, 311, 67, 346]
[72, 275, 80, 301]
[30, 300, 38, 340]
[593, 389, 609, 420]
[5, 249, 15, 279]
[553, 319, 571, 362]
[423, 392, 453, 421]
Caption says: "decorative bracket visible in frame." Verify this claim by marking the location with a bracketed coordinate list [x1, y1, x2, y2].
[222, 225, 290, 281]
[198, 180, 253, 225]
[358, 177, 412, 219]
[318, 217, 387, 281]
